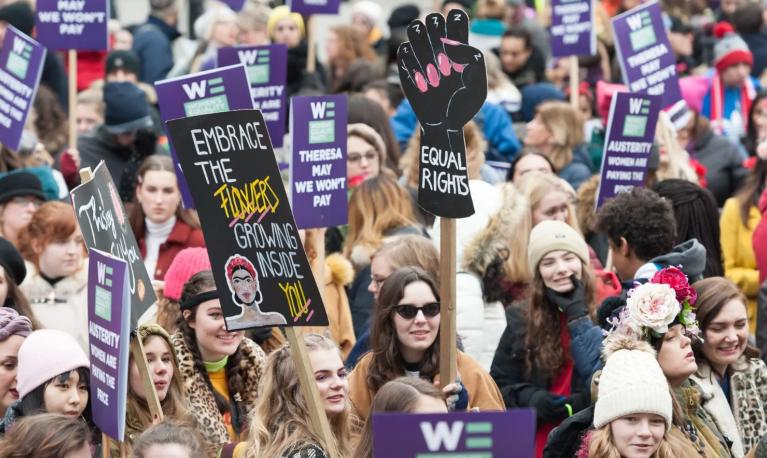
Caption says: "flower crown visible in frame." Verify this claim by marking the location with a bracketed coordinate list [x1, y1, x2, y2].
[605, 266, 700, 341]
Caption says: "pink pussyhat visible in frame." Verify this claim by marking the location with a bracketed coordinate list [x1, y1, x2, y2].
[16, 329, 89, 399]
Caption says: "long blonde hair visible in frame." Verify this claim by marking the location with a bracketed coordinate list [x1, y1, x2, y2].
[343, 174, 419, 266]
[517, 172, 581, 232]
[535, 101, 583, 171]
[244, 334, 355, 457]
[654, 112, 699, 184]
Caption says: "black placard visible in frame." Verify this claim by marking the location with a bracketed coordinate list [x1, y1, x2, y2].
[166, 109, 328, 331]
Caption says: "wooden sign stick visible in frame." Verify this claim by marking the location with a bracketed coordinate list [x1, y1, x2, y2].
[306, 16, 316, 73]
[285, 327, 339, 458]
[569, 57, 579, 109]
[68, 50, 77, 149]
[80, 167, 164, 443]
[439, 218, 457, 388]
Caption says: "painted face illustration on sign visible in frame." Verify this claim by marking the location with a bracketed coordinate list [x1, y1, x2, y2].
[224, 254, 287, 329]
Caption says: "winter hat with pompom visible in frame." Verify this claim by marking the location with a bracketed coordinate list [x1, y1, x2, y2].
[593, 338, 672, 430]
[713, 21, 753, 72]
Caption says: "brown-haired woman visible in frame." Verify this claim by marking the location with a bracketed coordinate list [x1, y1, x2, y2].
[490, 220, 603, 457]
[344, 175, 424, 336]
[523, 101, 594, 190]
[118, 324, 194, 455]
[0, 413, 91, 457]
[131, 420, 206, 458]
[325, 25, 378, 93]
[690, 277, 767, 455]
[170, 270, 266, 454]
[353, 377, 447, 458]
[128, 155, 205, 281]
[17, 201, 86, 347]
[347, 267, 504, 420]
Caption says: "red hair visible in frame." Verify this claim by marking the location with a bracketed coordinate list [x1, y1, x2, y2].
[18, 201, 84, 269]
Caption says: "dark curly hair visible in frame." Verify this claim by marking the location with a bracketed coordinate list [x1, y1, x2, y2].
[596, 187, 677, 262]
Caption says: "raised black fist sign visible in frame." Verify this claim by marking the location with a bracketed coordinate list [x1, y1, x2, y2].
[397, 9, 487, 218]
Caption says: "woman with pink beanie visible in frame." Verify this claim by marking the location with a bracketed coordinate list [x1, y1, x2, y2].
[156, 247, 211, 333]
[0, 329, 91, 436]
[0, 308, 31, 418]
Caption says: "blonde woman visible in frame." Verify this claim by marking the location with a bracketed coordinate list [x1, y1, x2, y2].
[524, 101, 594, 190]
[236, 334, 356, 457]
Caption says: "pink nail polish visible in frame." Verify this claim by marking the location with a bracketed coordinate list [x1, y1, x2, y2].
[440, 37, 460, 45]
[426, 64, 440, 87]
[414, 72, 428, 92]
[438, 53, 451, 76]
[453, 62, 465, 72]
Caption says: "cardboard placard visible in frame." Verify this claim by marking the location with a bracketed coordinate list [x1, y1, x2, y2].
[87, 249, 130, 442]
[550, 0, 596, 57]
[289, 0, 340, 15]
[595, 92, 662, 207]
[612, 1, 682, 110]
[396, 10, 486, 218]
[0, 26, 45, 151]
[70, 162, 156, 326]
[165, 109, 328, 331]
[373, 410, 536, 457]
[35, 0, 109, 51]
[218, 45, 288, 148]
[155, 64, 255, 208]
[290, 95, 348, 229]
[221, 0, 245, 10]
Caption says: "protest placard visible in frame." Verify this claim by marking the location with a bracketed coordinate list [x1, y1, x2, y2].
[612, 1, 684, 115]
[156, 64, 254, 208]
[397, 9, 486, 387]
[218, 45, 288, 148]
[289, 0, 340, 15]
[70, 162, 156, 326]
[550, 0, 596, 58]
[35, 0, 109, 51]
[166, 109, 328, 331]
[290, 95, 347, 229]
[87, 249, 130, 442]
[373, 410, 536, 457]
[0, 26, 45, 151]
[596, 92, 662, 208]
[221, 0, 245, 10]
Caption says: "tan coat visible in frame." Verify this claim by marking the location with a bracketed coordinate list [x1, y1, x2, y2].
[348, 351, 505, 420]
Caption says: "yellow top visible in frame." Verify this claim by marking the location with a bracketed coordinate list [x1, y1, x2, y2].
[208, 366, 236, 442]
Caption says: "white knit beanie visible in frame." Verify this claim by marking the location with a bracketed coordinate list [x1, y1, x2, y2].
[593, 338, 672, 430]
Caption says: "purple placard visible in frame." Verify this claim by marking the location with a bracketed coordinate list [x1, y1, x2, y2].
[87, 249, 130, 442]
[373, 410, 535, 457]
[221, 0, 245, 10]
[35, 0, 108, 51]
[0, 26, 45, 151]
[612, 1, 682, 110]
[290, 95, 347, 229]
[155, 64, 254, 208]
[218, 45, 288, 148]
[550, 0, 596, 57]
[289, 0, 340, 15]
[596, 92, 662, 208]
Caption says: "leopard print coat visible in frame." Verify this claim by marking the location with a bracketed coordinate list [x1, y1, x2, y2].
[170, 331, 266, 453]
[730, 356, 767, 454]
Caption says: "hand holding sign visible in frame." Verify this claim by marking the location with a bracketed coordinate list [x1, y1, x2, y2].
[397, 9, 487, 218]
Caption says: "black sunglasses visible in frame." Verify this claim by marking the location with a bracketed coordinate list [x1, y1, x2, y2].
[393, 302, 440, 319]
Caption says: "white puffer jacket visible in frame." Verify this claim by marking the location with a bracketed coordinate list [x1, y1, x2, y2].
[456, 271, 507, 371]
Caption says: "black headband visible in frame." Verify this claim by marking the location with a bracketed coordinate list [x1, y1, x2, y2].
[180, 290, 219, 310]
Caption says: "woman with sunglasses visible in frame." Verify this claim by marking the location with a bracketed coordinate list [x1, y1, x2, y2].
[347, 267, 504, 419]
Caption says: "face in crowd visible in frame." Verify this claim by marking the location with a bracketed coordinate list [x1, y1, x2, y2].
[656, 324, 697, 387]
[42, 370, 89, 419]
[136, 170, 181, 225]
[610, 413, 666, 458]
[538, 250, 582, 294]
[35, 228, 85, 279]
[499, 34, 532, 74]
[347, 134, 380, 183]
[700, 298, 749, 373]
[392, 280, 440, 364]
[309, 347, 349, 417]
[272, 17, 301, 48]
[185, 297, 244, 362]
[129, 335, 174, 403]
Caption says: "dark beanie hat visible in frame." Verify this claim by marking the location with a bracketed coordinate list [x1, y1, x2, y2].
[106, 50, 141, 77]
[0, 237, 26, 285]
[388, 4, 420, 29]
[442, 0, 473, 12]
[0, 1, 34, 36]
[0, 171, 46, 205]
[103, 82, 153, 134]
[520, 82, 566, 122]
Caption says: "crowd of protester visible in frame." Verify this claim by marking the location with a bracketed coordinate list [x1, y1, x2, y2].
[0, 0, 764, 456]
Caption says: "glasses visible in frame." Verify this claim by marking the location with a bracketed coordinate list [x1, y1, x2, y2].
[9, 196, 43, 207]
[348, 150, 377, 164]
[393, 302, 440, 320]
